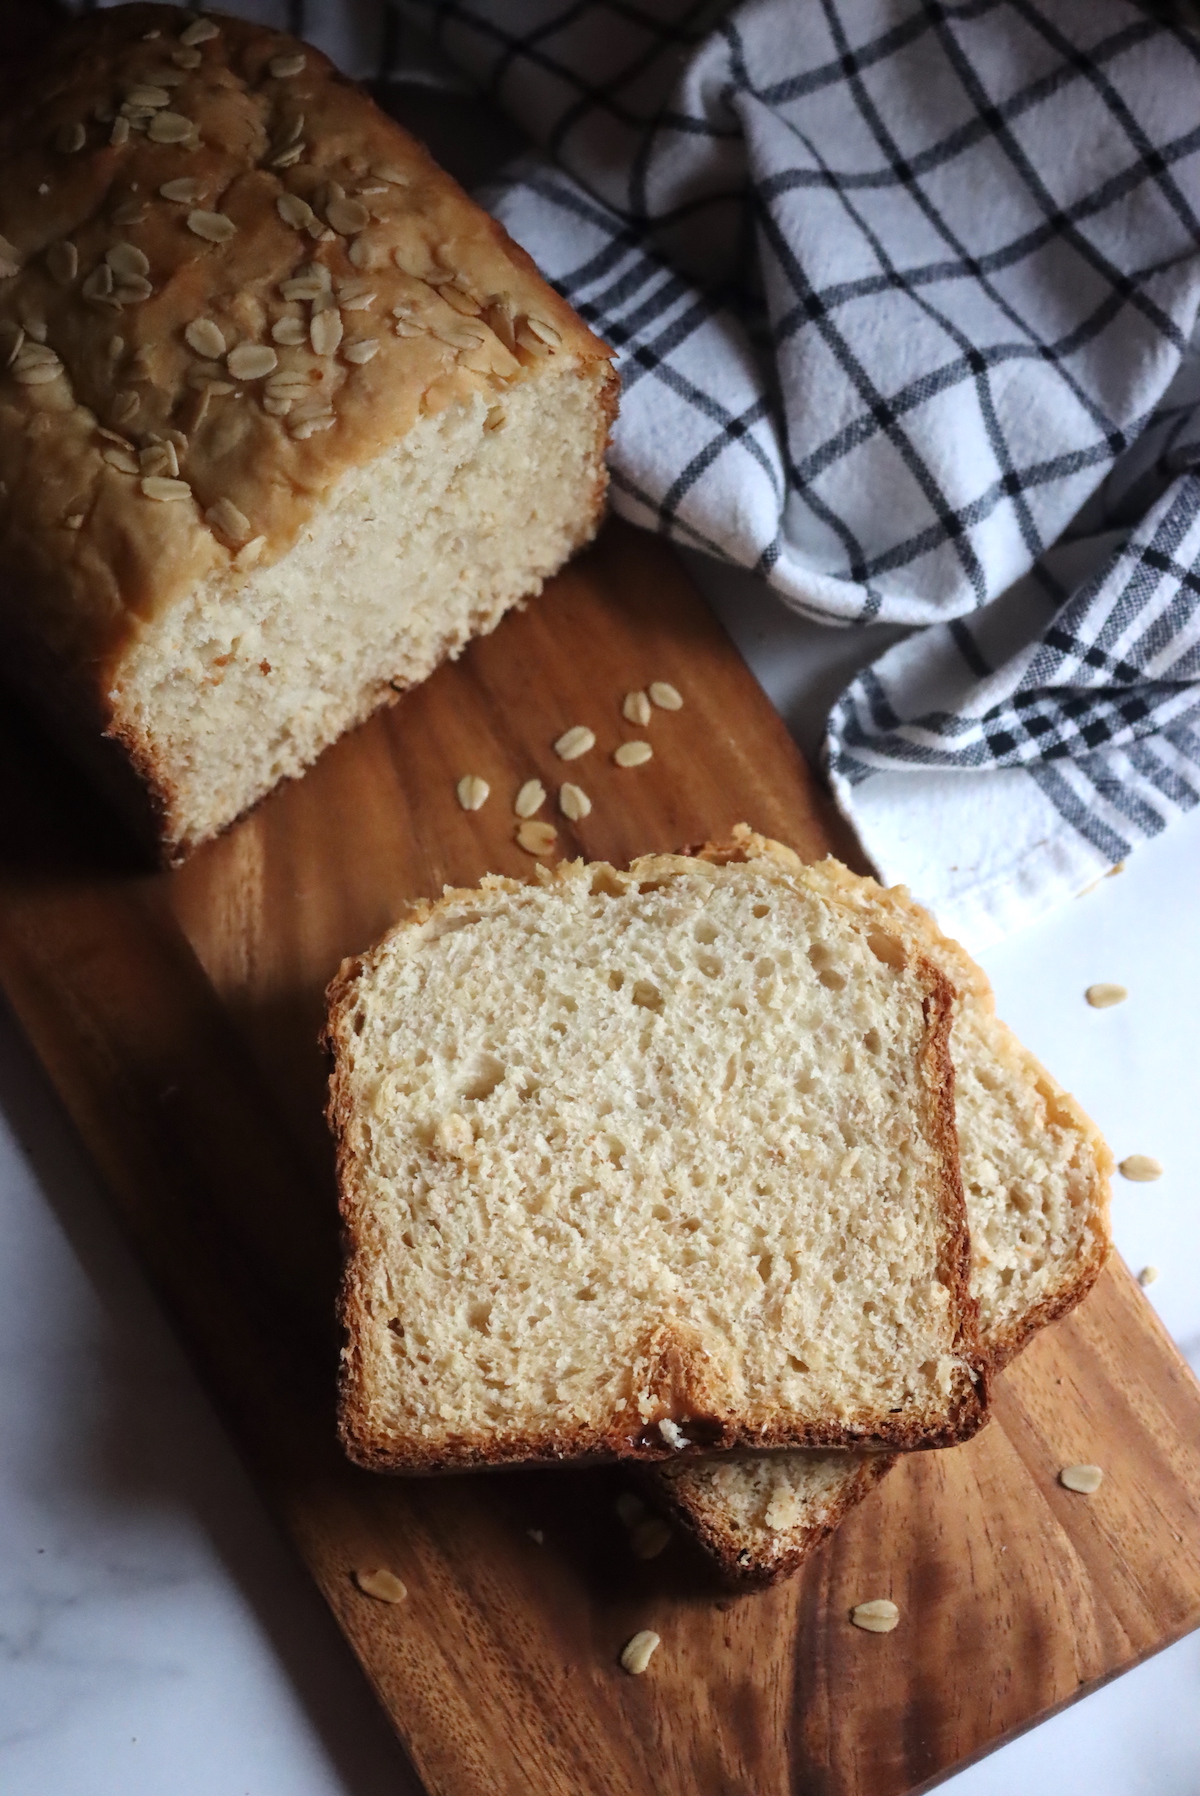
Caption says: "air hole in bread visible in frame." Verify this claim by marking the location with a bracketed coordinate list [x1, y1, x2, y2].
[752, 903, 771, 918]
[468, 1301, 492, 1333]
[608, 969, 625, 991]
[694, 920, 719, 944]
[631, 980, 663, 1012]
[863, 1027, 882, 1054]
[697, 953, 723, 978]
[591, 869, 628, 898]
[460, 1054, 505, 1101]
[867, 929, 907, 968]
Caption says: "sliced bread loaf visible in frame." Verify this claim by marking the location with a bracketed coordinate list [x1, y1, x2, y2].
[651, 830, 1112, 1584]
[326, 851, 988, 1473]
[0, 6, 615, 861]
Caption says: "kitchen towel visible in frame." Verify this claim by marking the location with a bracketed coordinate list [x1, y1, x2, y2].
[73, 0, 1200, 946]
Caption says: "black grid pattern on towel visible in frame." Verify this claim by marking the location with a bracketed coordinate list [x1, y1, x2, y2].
[430, 0, 1200, 868]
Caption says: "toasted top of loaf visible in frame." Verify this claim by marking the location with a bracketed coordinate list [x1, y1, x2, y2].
[0, 4, 613, 669]
[327, 852, 986, 1474]
[652, 828, 1112, 1583]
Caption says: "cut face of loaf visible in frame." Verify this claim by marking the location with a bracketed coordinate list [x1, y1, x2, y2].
[651, 833, 1112, 1584]
[327, 853, 988, 1474]
[0, 5, 616, 861]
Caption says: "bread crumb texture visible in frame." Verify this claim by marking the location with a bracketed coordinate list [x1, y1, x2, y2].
[327, 851, 986, 1472]
[0, 4, 616, 858]
[649, 837, 1112, 1585]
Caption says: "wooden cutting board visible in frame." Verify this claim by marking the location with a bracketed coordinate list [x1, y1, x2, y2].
[0, 519, 1198, 1796]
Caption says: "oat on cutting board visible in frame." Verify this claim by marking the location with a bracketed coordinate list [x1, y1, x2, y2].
[325, 847, 989, 1473]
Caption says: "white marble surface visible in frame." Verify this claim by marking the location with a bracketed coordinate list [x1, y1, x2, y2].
[2, 559, 1199, 1794]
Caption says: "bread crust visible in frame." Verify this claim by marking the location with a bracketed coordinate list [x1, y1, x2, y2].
[648, 1451, 899, 1589]
[0, 4, 617, 859]
[325, 853, 989, 1475]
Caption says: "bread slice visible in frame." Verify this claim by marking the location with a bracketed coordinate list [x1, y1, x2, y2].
[0, 5, 616, 861]
[650, 830, 1112, 1584]
[326, 851, 988, 1473]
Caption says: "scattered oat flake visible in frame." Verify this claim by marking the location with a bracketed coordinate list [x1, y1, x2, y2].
[649, 680, 683, 711]
[527, 1528, 544, 1545]
[851, 1599, 899, 1634]
[1060, 1463, 1103, 1495]
[185, 317, 226, 359]
[180, 17, 220, 46]
[310, 308, 343, 356]
[161, 177, 205, 203]
[149, 111, 195, 144]
[517, 820, 557, 857]
[1085, 983, 1127, 1008]
[559, 783, 592, 822]
[343, 339, 379, 364]
[205, 497, 251, 547]
[227, 343, 278, 380]
[630, 1517, 672, 1561]
[327, 197, 370, 236]
[46, 241, 78, 285]
[456, 774, 489, 813]
[1119, 1155, 1163, 1182]
[277, 193, 316, 231]
[187, 210, 237, 243]
[353, 1566, 406, 1603]
[269, 52, 307, 78]
[140, 477, 191, 502]
[623, 689, 652, 727]
[514, 779, 545, 819]
[619, 1630, 660, 1676]
[554, 725, 595, 761]
[614, 740, 653, 768]
[1138, 1265, 1160, 1287]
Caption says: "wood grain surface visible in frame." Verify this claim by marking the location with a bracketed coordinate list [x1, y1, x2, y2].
[0, 520, 1198, 1796]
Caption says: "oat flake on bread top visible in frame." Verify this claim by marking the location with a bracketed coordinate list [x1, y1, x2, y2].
[0, 1, 611, 655]
[325, 847, 988, 1474]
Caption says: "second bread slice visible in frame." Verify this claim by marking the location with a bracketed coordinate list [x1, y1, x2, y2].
[651, 832, 1112, 1582]
[327, 852, 987, 1472]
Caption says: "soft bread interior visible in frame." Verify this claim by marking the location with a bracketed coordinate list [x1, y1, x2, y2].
[329, 856, 980, 1470]
[110, 363, 609, 855]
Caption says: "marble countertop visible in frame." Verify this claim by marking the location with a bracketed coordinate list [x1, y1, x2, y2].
[2, 553, 1198, 1795]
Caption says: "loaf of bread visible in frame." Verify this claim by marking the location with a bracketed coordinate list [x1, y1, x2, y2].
[0, 5, 616, 860]
[326, 850, 988, 1473]
[650, 832, 1112, 1584]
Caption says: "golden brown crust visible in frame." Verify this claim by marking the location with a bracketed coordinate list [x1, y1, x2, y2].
[325, 852, 989, 1475]
[648, 1452, 898, 1589]
[0, 4, 617, 854]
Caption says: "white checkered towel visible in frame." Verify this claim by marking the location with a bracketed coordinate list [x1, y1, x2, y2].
[77, 1, 1200, 945]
